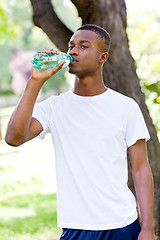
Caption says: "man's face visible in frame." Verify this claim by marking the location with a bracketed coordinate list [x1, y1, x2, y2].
[67, 30, 103, 76]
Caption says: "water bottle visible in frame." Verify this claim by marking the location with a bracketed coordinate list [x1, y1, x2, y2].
[32, 52, 73, 69]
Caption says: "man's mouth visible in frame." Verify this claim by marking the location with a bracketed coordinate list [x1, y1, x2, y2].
[72, 57, 78, 63]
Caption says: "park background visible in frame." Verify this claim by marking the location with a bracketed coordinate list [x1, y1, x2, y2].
[0, 0, 160, 239]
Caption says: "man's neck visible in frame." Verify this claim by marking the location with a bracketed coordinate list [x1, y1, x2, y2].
[73, 76, 107, 97]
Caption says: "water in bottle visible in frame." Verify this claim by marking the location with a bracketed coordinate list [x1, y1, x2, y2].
[32, 52, 73, 69]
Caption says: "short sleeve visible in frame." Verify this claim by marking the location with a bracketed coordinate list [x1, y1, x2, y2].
[32, 97, 52, 139]
[125, 100, 150, 148]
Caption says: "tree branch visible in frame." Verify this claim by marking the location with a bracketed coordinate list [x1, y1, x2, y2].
[30, 0, 73, 52]
[70, 0, 94, 23]
[70, 0, 86, 16]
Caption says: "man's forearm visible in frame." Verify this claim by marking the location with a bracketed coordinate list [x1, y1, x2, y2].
[5, 56, 68, 146]
[5, 78, 43, 146]
[133, 163, 155, 230]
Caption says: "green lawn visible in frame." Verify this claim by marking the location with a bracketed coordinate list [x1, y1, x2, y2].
[0, 191, 61, 240]
[0, 109, 61, 240]
[0, 151, 61, 240]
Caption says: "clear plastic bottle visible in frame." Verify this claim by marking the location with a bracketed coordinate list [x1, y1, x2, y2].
[32, 52, 73, 69]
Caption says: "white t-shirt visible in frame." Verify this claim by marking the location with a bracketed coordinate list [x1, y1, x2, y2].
[32, 88, 150, 230]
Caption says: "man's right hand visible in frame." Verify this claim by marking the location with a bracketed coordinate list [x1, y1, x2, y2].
[30, 50, 66, 85]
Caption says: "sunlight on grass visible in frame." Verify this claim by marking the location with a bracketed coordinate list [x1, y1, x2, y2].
[0, 112, 61, 239]
[0, 169, 61, 239]
[0, 191, 61, 240]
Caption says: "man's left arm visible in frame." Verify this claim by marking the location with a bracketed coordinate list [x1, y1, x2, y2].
[129, 139, 155, 240]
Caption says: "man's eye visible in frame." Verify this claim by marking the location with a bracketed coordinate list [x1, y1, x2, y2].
[81, 45, 88, 49]
[69, 46, 74, 49]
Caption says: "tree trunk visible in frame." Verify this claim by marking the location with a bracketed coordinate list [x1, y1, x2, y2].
[30, 0, 160, 237]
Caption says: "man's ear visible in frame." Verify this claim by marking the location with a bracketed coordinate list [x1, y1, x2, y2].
[99, 52, 109, 63]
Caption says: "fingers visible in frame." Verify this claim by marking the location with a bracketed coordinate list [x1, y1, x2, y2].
[53, 60, 66, 72]
[41, 60, 66, 80]
[37, 49, 59, 55]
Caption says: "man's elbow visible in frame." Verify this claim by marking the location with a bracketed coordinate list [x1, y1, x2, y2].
[5, 133, 24, 147]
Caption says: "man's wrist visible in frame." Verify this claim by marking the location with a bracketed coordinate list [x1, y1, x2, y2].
[29, 75, 44, 84]
[141, 222, 155, 231]
[28, 77, 44, 89]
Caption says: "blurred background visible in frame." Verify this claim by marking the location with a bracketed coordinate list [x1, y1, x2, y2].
[0, 0, 160, 239]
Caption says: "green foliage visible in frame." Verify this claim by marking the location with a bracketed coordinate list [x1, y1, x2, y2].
[0, 0, 21, 45]
[0, 0, 21, 94]
[145, 81, 160, 104]
[127, 9, 160, 138]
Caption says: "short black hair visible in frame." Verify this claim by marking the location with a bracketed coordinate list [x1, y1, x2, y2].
[76, 24, 111, 52]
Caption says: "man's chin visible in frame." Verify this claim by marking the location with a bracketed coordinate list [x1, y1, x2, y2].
[68, 67, 78, 74]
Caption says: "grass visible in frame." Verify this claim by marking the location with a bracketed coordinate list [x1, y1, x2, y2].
[0, 191, 61, 240]
[0, 110, 62, 240]
[0, 161, 61, 240]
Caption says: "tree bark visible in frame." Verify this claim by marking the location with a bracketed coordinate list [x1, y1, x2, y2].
[30, 0, 160, 237]
[30, 0, 72, 51]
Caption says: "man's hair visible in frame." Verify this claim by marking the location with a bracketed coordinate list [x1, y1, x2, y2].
[76, 24, 111, 52]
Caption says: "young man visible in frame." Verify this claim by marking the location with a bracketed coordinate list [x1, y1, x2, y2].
[5, 24, 155, 240]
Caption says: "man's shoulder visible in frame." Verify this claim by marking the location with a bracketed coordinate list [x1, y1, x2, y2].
[42, 90, 71, 102]
[108, 88, 135, 105]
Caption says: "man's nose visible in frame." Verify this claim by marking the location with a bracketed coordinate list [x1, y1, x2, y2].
[69, 47, 79, 56]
